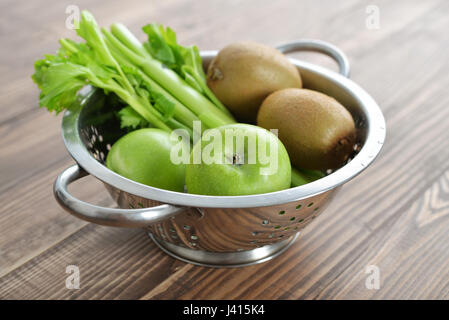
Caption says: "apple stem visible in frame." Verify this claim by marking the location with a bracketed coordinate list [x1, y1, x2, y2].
[232, 153, 243, 166]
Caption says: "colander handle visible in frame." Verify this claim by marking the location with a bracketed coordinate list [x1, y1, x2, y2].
[54, 164, 185, 228]
[276, 40, 350, 77]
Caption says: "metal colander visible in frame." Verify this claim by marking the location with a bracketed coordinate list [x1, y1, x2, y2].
[54, 40, 386, 267]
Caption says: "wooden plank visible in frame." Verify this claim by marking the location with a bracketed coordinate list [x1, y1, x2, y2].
[316, 170, 449, 299]
[0, 160, 113, 277]
[0, 224, 183, 299]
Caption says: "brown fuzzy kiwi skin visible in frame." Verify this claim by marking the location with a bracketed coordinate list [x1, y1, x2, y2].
[257, 88, 356, 171]
[206, 41, 302, 123]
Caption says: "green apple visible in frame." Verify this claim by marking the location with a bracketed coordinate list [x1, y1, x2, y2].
[186, 124, 291, 195]
[106, 128, 186, 192]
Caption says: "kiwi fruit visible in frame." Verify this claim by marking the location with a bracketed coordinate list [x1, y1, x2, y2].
[206, 41, 302, 123]
[257, 88, 356, 170]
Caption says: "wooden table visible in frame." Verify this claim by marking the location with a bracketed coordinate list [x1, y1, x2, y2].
[1, 0, 448, 300]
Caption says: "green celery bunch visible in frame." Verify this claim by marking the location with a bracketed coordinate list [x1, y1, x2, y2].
[32, 10, 234, 136]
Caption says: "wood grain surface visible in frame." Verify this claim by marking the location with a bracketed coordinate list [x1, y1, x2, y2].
[1, 0, 449, 299]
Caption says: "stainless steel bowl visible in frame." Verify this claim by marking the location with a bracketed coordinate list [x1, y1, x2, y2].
[54, 40, 386, 267]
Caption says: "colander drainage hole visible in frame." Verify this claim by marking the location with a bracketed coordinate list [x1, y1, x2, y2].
[314, 207, 320, 211]
[250, 240, 258, 244]
[279, 210, 285, 215]
[183, 225, 191, 230]
[290, 217, 295, 221]
[308, 202, 314, 207]
[298, 219, 304, 223]
[252, 231, 259, 236]
[296, 204, 302, 210]
[191, 235, 198, 240]
[268, 233, 274, 238]
[262, 220, 269, 225]
[169, 228, 176, 233]
[274, 225, 281, 229]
